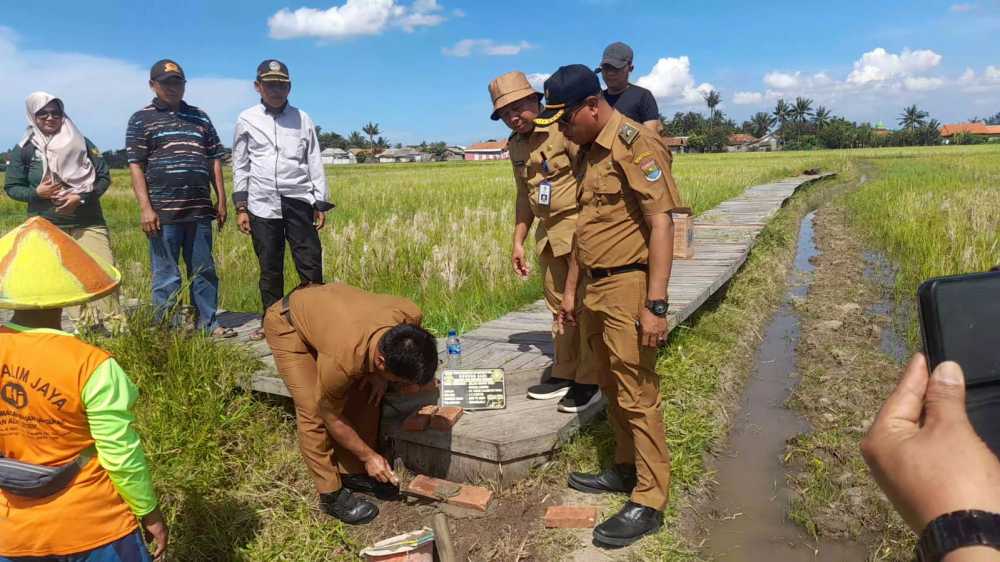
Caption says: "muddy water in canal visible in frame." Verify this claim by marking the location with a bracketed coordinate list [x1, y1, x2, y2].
[704, 211, 866, 561]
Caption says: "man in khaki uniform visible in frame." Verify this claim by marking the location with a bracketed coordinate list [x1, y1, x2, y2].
[262, 283, 438, 524]
[487, 70, 600, 412]
[544, 64, 682, 547]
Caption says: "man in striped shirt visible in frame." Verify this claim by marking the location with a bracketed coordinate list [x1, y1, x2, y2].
[126, 59, 234, 337]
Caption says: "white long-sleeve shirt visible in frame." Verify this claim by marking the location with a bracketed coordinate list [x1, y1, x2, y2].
[232, 103, 329, 219]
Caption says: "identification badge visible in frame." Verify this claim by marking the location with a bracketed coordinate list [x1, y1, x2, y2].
[538, 181, 552, 206]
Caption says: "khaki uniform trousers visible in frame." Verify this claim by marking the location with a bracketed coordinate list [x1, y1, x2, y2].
[539, 245, 596, 384]
[579, 269, 671, 510]
[262, 301, 381, 494]
[67, 226, 123, 329]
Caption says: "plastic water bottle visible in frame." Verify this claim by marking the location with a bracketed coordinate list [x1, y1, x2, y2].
[446, 329, 462, 369]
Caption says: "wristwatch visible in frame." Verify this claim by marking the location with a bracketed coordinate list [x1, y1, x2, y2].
[645, 299, 669, 317]
[917, 510, 1000, 562]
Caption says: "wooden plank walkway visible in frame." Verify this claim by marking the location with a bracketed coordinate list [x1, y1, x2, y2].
[0, 172, 833, 484]
[239, 172, 834, 483]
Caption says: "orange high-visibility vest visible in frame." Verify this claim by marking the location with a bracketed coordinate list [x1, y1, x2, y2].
[0, 326, 137, 556]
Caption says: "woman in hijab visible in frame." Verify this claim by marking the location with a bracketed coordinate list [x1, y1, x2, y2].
[4, 92, 122, 332]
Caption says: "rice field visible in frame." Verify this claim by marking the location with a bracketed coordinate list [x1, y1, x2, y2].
[1, 151, 844, 334]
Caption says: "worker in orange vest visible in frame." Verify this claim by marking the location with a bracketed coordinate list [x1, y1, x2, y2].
[0, 217, 167, 561]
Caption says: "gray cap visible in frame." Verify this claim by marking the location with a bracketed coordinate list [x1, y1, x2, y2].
[597, 42, 633, 72]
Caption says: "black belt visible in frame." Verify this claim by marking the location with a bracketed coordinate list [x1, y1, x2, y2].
[587, 263, 648, 279]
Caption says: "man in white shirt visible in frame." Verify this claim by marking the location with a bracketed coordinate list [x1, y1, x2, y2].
[232, 60, 333, 339]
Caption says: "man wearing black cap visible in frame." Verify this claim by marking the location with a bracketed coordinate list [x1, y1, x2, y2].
[543, 64, 683, 547]
[232, 60, 332, 340]
[126, 59, 234, 338]
[597, 42, 661, 133]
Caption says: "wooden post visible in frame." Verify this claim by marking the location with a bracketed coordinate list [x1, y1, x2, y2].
[432, 513, 456, 562]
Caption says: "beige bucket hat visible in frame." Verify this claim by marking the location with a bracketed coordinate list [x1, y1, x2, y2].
[488, 71, 540, 121]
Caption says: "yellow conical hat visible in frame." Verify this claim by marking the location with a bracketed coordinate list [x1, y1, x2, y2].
[0, 217, 121, 309]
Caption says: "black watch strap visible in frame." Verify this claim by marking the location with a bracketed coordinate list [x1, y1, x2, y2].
[917, 510, 1000, 562]
[645, 299, 669, 317]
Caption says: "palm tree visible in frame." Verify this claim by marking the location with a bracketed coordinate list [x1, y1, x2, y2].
[703, 89, 721, 121]
[813, 106, 831, 129]
[790, 97, 814, 123]
[750, 112, 776, 138]
[773, 99, 791, 125]
[362, 122, 381, 154]
[347, 131, 366, 148]
[898, 105, 929, 130]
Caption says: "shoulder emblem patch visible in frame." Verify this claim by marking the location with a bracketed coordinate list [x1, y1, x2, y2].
[618, 123, 639, 146]
[639, 158, 662, 182]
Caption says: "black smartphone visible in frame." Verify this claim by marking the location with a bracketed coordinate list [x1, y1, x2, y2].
[918, 270, 1000, 455]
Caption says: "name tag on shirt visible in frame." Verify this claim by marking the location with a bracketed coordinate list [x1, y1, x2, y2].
[538, 181, 552, 206]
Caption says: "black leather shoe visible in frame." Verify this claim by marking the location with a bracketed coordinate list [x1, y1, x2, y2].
[319, 488, 378, 524]
[593, 501, 663, 547]
[567, 464, 637, 495]
[341, 473, 400, 500]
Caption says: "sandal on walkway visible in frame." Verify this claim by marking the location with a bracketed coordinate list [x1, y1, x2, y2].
[212, 326, 238, 339]
[248, 328, 266, 341]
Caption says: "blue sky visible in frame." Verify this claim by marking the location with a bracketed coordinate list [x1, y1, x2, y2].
[2, 0, 998, 150]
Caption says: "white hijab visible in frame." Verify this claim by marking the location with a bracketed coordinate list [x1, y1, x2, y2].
[19, 91, 95, 194]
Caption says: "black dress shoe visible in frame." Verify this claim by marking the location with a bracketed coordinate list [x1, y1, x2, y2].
[319, 488, 378, 524]
[341, 473, 400, 500]
[567, 464, 637, 495]
[593, 501, 663, 547]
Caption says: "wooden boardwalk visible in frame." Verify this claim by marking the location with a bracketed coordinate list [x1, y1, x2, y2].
[240, 172, 835, 484]
[0, 172, 832, 484]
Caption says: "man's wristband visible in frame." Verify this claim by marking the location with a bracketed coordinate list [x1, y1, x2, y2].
[917, 510, 1000, 562]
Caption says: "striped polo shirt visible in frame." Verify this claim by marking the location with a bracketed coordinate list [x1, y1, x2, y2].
[125, 98, 224, 223]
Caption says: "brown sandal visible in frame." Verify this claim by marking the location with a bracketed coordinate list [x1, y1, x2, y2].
[248, 328, 266, 341]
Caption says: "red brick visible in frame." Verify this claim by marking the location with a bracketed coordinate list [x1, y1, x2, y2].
[429, 406, 464, 430]
[402, 405, 437, 432]
[543, 506, 598, 528]
[446, 484, 493, 512]
[404, 475, 443, 500]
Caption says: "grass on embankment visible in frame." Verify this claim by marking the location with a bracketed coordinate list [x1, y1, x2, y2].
[554, 169, 853, 560]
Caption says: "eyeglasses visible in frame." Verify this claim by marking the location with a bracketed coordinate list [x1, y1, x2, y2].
[558, 103, 585, 125]
[35, 111, 64, 120]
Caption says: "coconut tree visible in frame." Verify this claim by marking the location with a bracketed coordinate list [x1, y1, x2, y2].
[703, 89, 721, 121]
[750, 112, 776, 138]
[898, 105, 929, 130]
[790, 97, 814, 123]
[773, 99, 791, 142]
[362, 122, 381, 155]
[813, 106, 832, 129]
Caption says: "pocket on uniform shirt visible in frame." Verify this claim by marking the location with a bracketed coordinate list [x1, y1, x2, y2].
[548, 152, 572, 173]
[280, 136, 308, 162]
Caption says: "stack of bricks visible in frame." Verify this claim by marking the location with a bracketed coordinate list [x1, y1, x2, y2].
[401, 405, 463, 432]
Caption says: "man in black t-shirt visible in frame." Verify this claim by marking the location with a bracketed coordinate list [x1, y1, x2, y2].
[596, 42, 661, 133]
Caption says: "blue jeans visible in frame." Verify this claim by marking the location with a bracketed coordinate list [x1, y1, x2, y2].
[149, 219, 219, 332]
[0, 529, 151, 562]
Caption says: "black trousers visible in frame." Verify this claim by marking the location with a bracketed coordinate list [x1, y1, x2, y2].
[249, 197, 323, 313]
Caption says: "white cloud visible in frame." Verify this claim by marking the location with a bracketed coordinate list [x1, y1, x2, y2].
[733, 91, 764, 105]
[847, 47, 942, 84]
[0, 28, 255, 150]
[764, 71, 800, 89]
[950, 3, 975, 12]
[635, 56, 714, 107]
[268, 0, 445, 40]
[442, 39, 533, 57]
[904, 76, 945, 91]
[986, 66, 1000, 81]
[526, 73, 550, 92]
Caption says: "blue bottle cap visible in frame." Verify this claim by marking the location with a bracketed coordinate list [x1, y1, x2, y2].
[447, 329, 457, 336]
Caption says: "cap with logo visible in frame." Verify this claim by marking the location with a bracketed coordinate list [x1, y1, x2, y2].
[150, 59, 185, 82]
[595, 42, 633, 73]
[257, 60, 290, 82]
[0, 217, 121, 310]
[535, 64, 601, 125]
[488, 71, 540, 121]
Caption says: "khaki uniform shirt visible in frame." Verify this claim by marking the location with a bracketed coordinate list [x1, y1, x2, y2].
[288, 283, 423, 414]
[575, 111, 683, 269]
[508, 123, 581, 257]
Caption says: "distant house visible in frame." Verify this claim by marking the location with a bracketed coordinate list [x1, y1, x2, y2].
[663, 136, 689, 154]
[464, 140, 509, 161]
[726, 133, 758, 152]
[377, 148, 432, 163]
[439, 146, 465, 161]
[872, 121, 892, 137]
[747, 133, 779, 152]
[940, 122, 1000, 143]
[320, 147, 356, 165]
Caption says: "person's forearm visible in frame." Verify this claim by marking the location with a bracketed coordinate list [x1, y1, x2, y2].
[128, 164, 154, 212]
[211, 160, 225, 202]
[564, 241, 581, 299]
[513, 192, 534, 247]
[328, 416, 377, 461]
[513, 220, 531, 249]
[645, 213, 673, 301]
